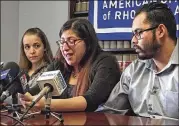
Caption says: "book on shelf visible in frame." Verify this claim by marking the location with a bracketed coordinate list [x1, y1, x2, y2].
[123, 41, 130, 48]
[75, 0, 89, 12]
[81, 0, 88, 11]
[110, 41, 117, 49]
[75, 0, 81, 12]
[98, 40, 132, 49]
[117, 40, 124, 48]
[115, 54, 138, 72]
[103, 40, 110, 49]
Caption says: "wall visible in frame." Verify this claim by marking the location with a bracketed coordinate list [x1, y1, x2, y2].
[1, 1, 19, 63]
[19, 1, 69, 56]
[1, 1, 69, 64]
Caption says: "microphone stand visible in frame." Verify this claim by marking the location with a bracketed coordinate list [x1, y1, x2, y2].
[13, 85, 64, 125]
[7, 93, 21, 118]
[41, 91, 64, 124]
[44, 91, 52, 119]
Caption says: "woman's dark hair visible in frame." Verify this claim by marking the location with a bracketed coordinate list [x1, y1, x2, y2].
[19, 27, 53, 69]
[135, 2, 177, 42]
[56, 18, 101, 96]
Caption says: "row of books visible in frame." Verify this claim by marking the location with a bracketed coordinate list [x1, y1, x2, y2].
[75, 0, 89, 12]
[115, 54, 138, 71]
[98, 40, 133, 49]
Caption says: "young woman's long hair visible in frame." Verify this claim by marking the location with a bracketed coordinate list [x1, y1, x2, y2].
[56, 18, 102, 96]
[19, 27, 53, 70]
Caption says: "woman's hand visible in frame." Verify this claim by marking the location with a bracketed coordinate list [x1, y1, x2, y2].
[19, 92, 45, 112]
[19, 92, 33, 108]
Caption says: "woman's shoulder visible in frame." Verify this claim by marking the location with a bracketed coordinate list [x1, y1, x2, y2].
[46, 60, 64, 71]
[91, 51, 118, 69]
[94, 51, 117, 63]
[36, 62, 49, 72]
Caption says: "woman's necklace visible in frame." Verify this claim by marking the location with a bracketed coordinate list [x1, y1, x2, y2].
[72, 71, 79, 78]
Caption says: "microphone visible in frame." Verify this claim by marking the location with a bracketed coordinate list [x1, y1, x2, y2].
[0, 70, 30, 102]
[28, 70, 67, 106]
[0, 62, 20, 96]
[37, 70, 67, 96]
[0, 69, 10, 95]
[0, 62, 4, 69]
[19, 70, 67, 122]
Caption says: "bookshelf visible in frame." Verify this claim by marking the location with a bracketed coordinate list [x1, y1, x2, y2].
[69, 0, 138, 71]
[69, 0, 89, 18]
[73, 11, 88, 17]
[102, 48, 136, 54]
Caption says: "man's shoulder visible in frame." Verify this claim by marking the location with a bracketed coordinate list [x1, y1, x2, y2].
[125, 58, 149, 72]
[132, 58, 147, 65]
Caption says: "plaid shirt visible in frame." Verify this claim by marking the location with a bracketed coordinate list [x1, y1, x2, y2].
[27, 62, 49, 95]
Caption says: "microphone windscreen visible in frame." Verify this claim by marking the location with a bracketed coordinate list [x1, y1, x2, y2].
[37, 70, 67, 96]
[2, 62, 20, 77]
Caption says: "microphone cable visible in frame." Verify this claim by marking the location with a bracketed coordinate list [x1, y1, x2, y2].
[1, 114, 24, 126]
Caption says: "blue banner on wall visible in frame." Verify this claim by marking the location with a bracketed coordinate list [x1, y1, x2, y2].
[88, 0, 179, 40]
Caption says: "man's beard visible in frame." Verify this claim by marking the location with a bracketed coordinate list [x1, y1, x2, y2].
[137, 33, 161, 60]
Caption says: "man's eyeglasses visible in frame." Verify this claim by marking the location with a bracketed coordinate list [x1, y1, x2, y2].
[132, 26, 158, 40]
[56, 38, 83, 47]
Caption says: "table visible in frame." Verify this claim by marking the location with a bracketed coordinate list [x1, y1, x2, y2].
[1, 111, 179, 125]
